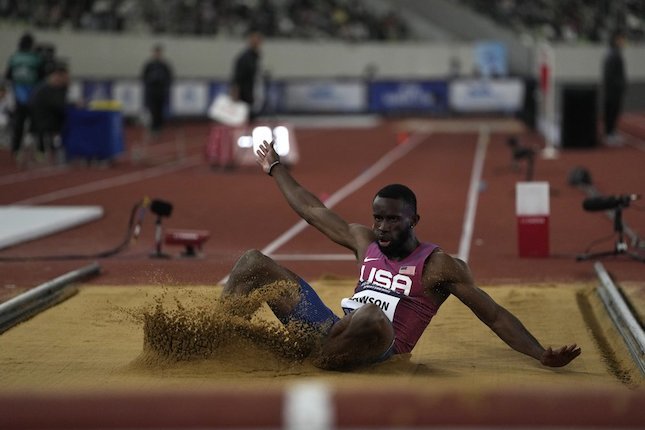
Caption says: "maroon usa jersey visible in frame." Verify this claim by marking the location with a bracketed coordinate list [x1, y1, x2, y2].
[341, 242, 441, 354]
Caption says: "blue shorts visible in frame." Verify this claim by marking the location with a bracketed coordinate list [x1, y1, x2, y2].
[278, 279, 394, 363]
[277, 278, 340, 334]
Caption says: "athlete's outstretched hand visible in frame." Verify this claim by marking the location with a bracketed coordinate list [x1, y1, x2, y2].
[256, 140, 279, 174]
[540, 344, 581, 367]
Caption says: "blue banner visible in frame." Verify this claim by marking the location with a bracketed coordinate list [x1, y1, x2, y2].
[72, 78, 510, 116]
[264, 81, 286, 114]
[208, 82, 229, 100]
[449, 78, 524, 113]
[368, 81, 448, 114]
[82, 80, 113, 102]
[281, 80, 367, 113]
[474, 41, 508, 78]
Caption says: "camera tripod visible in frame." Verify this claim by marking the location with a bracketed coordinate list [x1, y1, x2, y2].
[577, 207, 645, 262]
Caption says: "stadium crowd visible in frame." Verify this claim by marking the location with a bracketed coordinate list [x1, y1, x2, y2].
[0, 0, 411, 42]
[460, 0, 645, 43]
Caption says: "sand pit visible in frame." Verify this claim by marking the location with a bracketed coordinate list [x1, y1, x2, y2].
[0, 281, 642, 393]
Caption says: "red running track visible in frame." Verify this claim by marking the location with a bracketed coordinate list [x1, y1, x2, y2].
[0, 119, 644, 294]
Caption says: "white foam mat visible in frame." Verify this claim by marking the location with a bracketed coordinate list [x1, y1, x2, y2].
[0, 206, 104, 250]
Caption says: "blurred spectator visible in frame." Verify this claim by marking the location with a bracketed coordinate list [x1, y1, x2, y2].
[35, 43, 58, 76]
[377, 10, 409, 41]
[230, 30, 263, 122]
[0, 80, 13, 148]
[29, 61, 70, 162]
[141, 44, 173, 134]
[0, 0, 415, 41]
[460, 0, 645, 43]
[4, 32, 44, 160]
[602, 29, 627, 146]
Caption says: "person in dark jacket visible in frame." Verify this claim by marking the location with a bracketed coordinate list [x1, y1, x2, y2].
[29, 61, 70, 161]
[141, 44, 173, 134]
[602, 30, 627, 145]
[4, 32, 44, 158]
[231, 31, 263, 122]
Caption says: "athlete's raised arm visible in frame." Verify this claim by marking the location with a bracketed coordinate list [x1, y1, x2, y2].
[256, 141, 374, 258]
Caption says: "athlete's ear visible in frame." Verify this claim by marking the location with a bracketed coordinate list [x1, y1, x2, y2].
[412, 214, 420, 227]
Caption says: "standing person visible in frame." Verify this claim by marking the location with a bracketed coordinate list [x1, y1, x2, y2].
[141, 44, 173, 135]
[230, 30, 263, 122]
[222, 141, 582, 371]
[29, 61, 70, 162]
[0, 81, 13, 149]
[4, 32, 44, 160]
[602, 30, 627, 146]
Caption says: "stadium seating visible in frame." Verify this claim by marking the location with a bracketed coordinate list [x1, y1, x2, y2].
[0, 0, 412, 42]
[459, 0, 645, 43]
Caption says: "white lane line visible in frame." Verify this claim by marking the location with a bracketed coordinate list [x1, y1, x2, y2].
[269, 252, 461, 262]
[457, 126, 489, 263]
[622, 130, 645, 153]
[0, 165, 70, 186]
[218, 132, 431, 284]
[12, 156, 203, 205]
[271, 253, 355, 261]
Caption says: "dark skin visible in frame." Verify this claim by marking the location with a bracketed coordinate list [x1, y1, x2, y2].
[246, 141, 581, 369]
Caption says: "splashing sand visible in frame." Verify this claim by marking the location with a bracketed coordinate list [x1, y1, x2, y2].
[136, 281, 324, 366]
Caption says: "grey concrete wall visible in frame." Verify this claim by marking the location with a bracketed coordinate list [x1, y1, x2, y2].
[0, 28, 474, 80]
[2, 28, 643, 111]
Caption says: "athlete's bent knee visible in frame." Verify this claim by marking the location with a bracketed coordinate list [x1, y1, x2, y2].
[351, 304, 393, 343]
[237, 249, 265, 266]
[314, 305, 394, 370]
[231, 249, 271, 273]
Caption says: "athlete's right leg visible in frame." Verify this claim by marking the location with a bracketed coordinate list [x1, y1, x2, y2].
[223, 249, 340, 335]
[223, 249, 302, 319]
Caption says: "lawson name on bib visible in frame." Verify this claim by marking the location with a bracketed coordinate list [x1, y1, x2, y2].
[341, 288, 401, 321]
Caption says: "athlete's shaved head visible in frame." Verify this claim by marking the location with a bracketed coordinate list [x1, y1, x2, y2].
[374, 184, 417, 214]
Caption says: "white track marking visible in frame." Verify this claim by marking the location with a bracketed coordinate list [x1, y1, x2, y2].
[270, 253, 355, 261]
[0, 165, 69, 186]
[12, 156, 203, 205]
[457, 126, 489, 263]
[622, 130, 645, 153]
[270, 252, 459, 262]
[218, 132, 431, 284]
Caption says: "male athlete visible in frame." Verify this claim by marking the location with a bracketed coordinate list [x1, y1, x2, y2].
[223, 141, 581, 370]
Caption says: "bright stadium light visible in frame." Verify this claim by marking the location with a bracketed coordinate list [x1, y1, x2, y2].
[244, 126, 290, 156]
[273, 126, 291, 156]
[237, 135, 253, 148]
[231, 124, 298, 167]
[252, 126, 273, 153]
